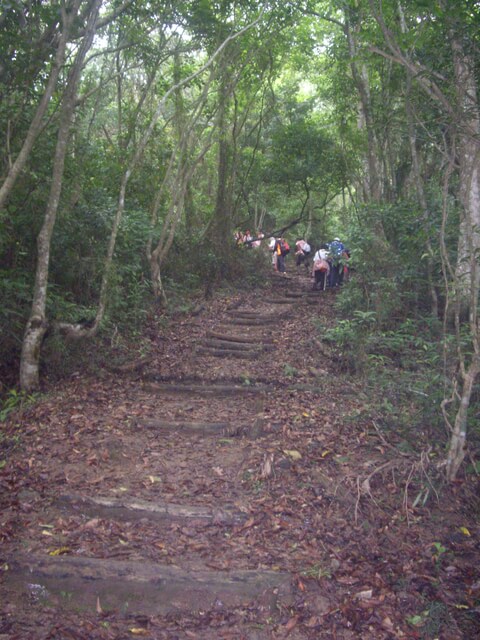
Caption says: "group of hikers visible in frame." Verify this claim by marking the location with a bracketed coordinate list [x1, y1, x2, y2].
[234, 229, 264, 248]
[234, 228, 350, 290]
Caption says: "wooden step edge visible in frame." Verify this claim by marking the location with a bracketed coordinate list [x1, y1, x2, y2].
[206, 331, 274, 345]
[142, 382, 272, 395]
[5, 554, 294, 615]
[56, 494, 245, 525]
[137, 418, 246, 437]
[195, 346, 261, 359]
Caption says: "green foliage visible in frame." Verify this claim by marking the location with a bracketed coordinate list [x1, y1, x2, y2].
[0, 271, 33, 383]
[261, 102, 348, 213]
[0, 389, 38, 422]
[165, 233, 271, 299]
[283, 363, 298, 378]
[322, 309, 377, 373]
[320, 247, 460, 444]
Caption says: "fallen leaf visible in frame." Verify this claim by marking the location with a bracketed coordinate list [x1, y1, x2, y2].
[239, 517, 255, 531]
[49, 547, 70, 556]
[355, 589, 373, 600]
[305, 615, 321, 627]
[336, 576, 358, 585]
[381, 616, 394, 631]
[297, 578, 306, 591]
[459, 526, 471, 537]
[283, 449, 302, 460]
[129, 629, 149, 636]
[260, 453, 274, 478]
[283, 616, 299, 633]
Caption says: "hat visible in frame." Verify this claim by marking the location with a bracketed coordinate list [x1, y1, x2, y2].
[334, 237, 340, 242]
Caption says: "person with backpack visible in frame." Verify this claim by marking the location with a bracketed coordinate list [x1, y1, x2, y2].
[274, 237, 289, 274]
[269, 236, 278, 270]
[312, 244, 330, 290]
[328, 237, 345, 287]
[295, 239, 311, 270]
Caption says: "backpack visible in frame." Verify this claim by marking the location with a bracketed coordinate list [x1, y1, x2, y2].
[330, 240, 344, 258]
[280, 240, 290, 256]
[314, 258, 329, 272]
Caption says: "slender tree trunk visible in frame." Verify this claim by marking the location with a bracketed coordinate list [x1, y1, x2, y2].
[446, 357, 480, 481]
[213, 62, 233, 254]
[344, 12, 382, 204]
[451, 36, 480, 316]
[396, 4, 437, 312]
[150, 135, 213, 300]
[0, 1, 80, 211]
[445, 33, 480, 479]
[20, 0, 102, 392]
[404, 81, 439, 316]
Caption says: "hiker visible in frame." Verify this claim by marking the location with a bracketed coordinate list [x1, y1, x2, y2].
[243, 229, 253, 248]
[328, 237, 345, 287]
[252, 229, 264, 248]
[269, 236, 277, 270]
[274, 237, 289, 274]
[312, 245, 330, 290]
[295, 239, 311, 270]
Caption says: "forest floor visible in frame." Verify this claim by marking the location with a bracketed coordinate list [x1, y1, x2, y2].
[0, 267, 479, 640]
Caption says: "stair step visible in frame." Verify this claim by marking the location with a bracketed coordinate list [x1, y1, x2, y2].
[6, 554, 293, 616]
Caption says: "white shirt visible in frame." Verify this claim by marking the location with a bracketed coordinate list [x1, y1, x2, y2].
[297, 240, 310, 253]
[314, 249, 329, 261]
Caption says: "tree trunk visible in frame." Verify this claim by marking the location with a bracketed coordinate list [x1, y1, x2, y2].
[213, 69, 233, 254]
[19, 0, 102, 392]
[451, 36, 480, 317]
[0, 2, 79, 211]
[344, 11, 383, 204]
[446, 357, 480, 481]
[404, 83, 439, 317]
[202, 61, 233, 300]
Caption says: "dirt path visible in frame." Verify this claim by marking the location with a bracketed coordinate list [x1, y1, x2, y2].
[1, 270, 479, 639]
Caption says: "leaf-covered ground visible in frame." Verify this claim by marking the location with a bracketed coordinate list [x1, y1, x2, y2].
[1, 269, 479, 639]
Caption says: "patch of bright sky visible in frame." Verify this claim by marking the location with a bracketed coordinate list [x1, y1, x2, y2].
[298, 80, 316, 100]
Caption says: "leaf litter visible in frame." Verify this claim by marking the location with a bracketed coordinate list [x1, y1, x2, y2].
[0, 271, 479, 639]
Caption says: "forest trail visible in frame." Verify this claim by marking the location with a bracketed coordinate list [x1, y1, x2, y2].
[0, 268, 478, 639]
